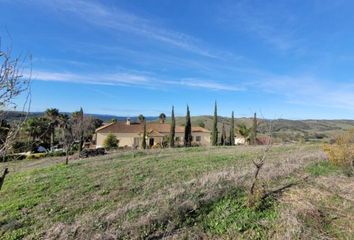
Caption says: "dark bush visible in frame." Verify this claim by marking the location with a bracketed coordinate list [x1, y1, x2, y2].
[79, 148, 105, 158]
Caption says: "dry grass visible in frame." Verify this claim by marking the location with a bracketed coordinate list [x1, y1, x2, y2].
[2, 144, 350, 240]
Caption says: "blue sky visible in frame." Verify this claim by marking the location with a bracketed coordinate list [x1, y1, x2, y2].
[1, 0, 354, 119]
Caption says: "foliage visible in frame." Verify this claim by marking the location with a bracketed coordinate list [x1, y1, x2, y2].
[237, 123, 251, 142]
[72, 107, 84, 153]
[306, 161, 339, 177]
[184, 105, 192, 147]
[323, 129, 354, 167]
[23, 117, 50, 142]
[0, 119, 10, 147]
[45, 108, 60, 150]
[103, 133, 118, 150]
[142, 121, 147, 149]
[198, 121, 205, 128]
[159, 113, 166, 123]
[220, 123, 226, 145]
[212, 101, 218, 146]
[250, 113, 257, 145]
[200, 189, 278, 238]
[11, 140, 33, 153]
[26, 153, 47, 160]
[229, 111, 235, 146]
[0, 41, 31, 156]
[169, 106, 175, 147]
[138, 114, 145, 123]
[162, 136, 169, 148]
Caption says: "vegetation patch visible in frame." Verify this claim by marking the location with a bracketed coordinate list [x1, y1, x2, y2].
[194, 189, 278, 239]
[306, 161, 340, 176]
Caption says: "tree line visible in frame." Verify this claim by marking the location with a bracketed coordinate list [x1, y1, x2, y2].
[131, 102, 258, 150]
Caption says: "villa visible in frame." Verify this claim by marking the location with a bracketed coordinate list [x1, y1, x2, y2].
[95, 118, 211, 148]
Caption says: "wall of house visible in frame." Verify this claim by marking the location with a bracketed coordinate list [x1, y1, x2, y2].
[193, 132, 211, 146]
[96, 132, 140, 148]
[96, 131, 211, 148]
[173, 132, 211, 146]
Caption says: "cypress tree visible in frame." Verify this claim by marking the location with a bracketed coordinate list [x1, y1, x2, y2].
[78, 107, 84, 153]
[221, 123, 226, 145]
[229, 111, 235, 145]
[184, 105, 192, 147]
[169, 106, 175, 147]
[251, 112, 257, 145]
[212, 101, 218, 146]
[142, 120, 147, 149]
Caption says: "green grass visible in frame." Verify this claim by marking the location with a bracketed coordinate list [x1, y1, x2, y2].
[1, 143, 349, 239]
[306, 161, 340, 176]
[198, 189, 278, 239]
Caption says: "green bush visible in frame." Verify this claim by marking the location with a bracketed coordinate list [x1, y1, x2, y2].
[47, 151, 68, 157]
[11, 141, 33, 153]
[26, 153, 47, 160]
[0, 154, 26, 162]
[103, 133, 118, 150]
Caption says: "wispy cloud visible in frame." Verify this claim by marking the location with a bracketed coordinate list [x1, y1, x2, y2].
[257, 74, 354, 110]
[33, 70, 151, 87]
[171, 78, 244, 91]
[32, 70, 243, 92]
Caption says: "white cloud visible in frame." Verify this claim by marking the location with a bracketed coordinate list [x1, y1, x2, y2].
[176, 78, 243, 91]
[32, 70, 243, 92]
[33, 70, 150, 86]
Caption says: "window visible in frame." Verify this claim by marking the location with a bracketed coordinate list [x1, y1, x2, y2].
[196, 136, 201, 142]
[175, 137, 180, 142]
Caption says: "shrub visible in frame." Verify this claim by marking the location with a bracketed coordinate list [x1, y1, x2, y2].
[26, 153, 47, 160]
[11, 141, 33, 153]
[323, 130, 354, 167]
[47, 151, 66, 157]
[1, 154, 26, 162]
[103, 134, 118, 150]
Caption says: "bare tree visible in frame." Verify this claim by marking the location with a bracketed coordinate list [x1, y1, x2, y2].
[248, 117, 272, 207]
[61, 112, 97, 164]
[0, 38, 31, 189]
[0, 40, 31, 155]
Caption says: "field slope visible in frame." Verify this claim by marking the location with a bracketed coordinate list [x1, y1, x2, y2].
[1, 144, 353, 239]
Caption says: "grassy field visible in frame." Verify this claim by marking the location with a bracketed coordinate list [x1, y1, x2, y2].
[1, 144, 353, 239]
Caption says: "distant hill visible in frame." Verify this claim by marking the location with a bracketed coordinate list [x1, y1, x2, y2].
[3, 111, 158, 122]
[170, 116, 354, 143]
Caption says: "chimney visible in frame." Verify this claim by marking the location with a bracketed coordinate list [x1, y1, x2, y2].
[126, 118, 131, 125]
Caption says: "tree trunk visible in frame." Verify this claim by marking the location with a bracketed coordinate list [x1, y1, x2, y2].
[65, 149, 69, 165]
[0, 168, 9, 190]
[50, 126, 54, 151]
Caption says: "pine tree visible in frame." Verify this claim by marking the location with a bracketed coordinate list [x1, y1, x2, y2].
[229, 111, 235, 145]
[221, 123, 226, 145]
[142, 120, 147, 149]
[184, 105, 192, 147]
[212, 101, 218, 146]
[251, 112, 257, 145]
[169, 106, 175, 147]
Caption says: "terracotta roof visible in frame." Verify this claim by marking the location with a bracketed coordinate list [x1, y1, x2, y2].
[96, 122, 210, 134]
[191, 126, 210, 133]
[95, 122, 142, 133]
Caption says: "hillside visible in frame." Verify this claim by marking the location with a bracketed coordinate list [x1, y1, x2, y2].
[173, 116, 354, 143]
[1, 145, 353, 239]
